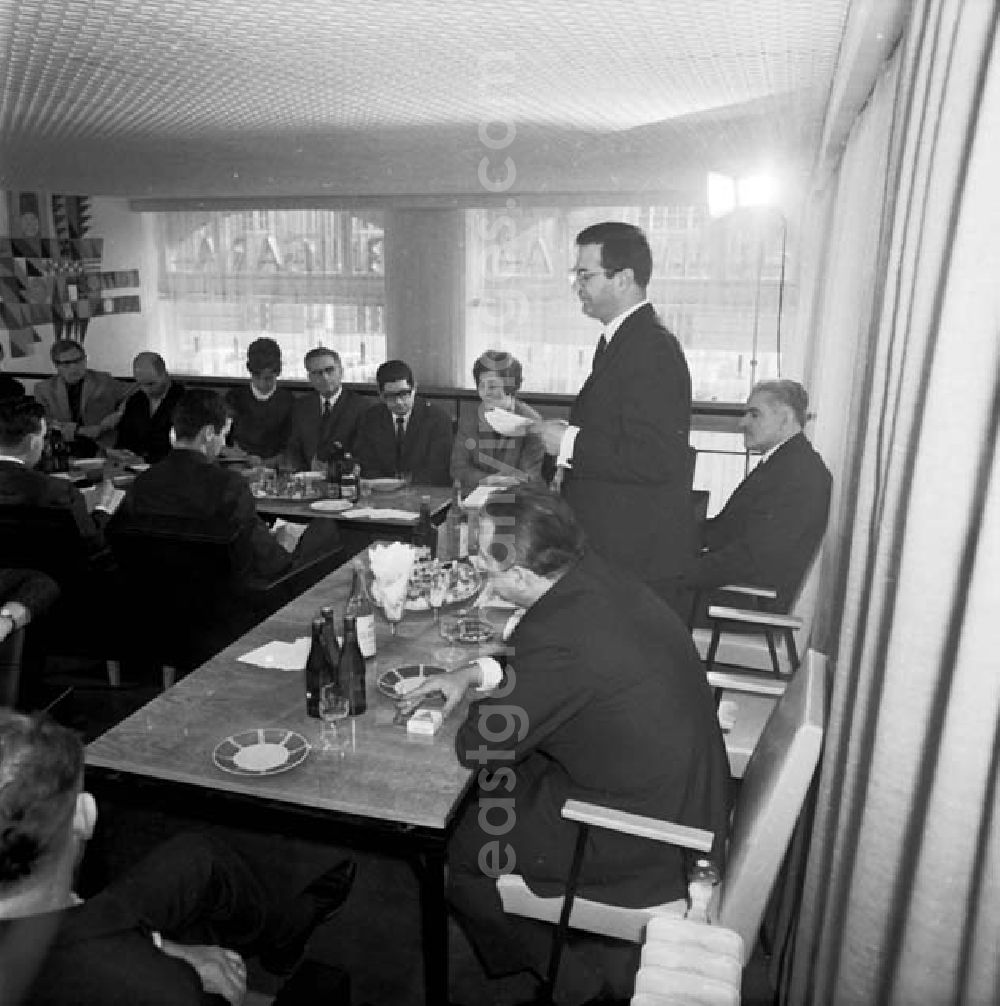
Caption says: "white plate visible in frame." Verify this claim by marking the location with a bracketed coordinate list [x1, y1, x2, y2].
[126, 462, 151, 472]
[484, 408, 534, 436]
[212, 728, 310, 777]
[291, 470, 326, 481]
[71, 458, 105, 470]
[365, 477, 407, 493]
[310, 498, 355, 512]
[377, 664, 447, 699]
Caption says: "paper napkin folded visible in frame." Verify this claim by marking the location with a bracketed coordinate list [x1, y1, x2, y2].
[484, 408, 534, 436]
[238, 637, 311, 671]
[345, 508, 418, 521]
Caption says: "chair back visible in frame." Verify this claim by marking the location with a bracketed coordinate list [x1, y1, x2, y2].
[714, 649, 827, 961]
[0, 626, 26, 706]
[0, 505, 98, 585]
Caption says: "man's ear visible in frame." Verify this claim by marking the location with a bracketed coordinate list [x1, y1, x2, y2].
[72, 792, 97, 841]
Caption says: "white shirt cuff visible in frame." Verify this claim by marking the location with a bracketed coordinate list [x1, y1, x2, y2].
[556, 425, 580, 468]
[472, 657, 504, 691]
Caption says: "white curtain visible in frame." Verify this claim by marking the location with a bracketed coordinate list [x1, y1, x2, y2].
[784, 0, 1000, 1002]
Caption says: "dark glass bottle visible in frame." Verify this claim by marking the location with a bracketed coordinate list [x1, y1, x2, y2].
[339, 452, 359, 503]
[304, 617, 332, 718]
[319, 605, 341, 690]
[326, 441, 345, 497]
[49, 428, 70, 473]
[413, 494, 435, 558]
[345, 560, 376, 658]
[341, 615, 367, 716]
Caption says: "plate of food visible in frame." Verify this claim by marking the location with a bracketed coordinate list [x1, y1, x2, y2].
[365, 477, 408, 493]
[439, 614, 497, 645]
[405, 559, 483, 611]
[377, 663, 447, 699]
[310, 498, 355, 512]
[70, 457, 105, 471]
[212, 728, 310, 777]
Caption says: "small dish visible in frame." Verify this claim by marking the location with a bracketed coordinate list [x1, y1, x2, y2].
[292, 470, 326, 481]
[71, 458, 105, 470]
[365, 477, 407, 493]
[439, 614, 496, 645]
[212, 728, 310, 776]
[377, 663, 447, 699]
[126, 462, 151, 472]
[310, 498, 355, 512]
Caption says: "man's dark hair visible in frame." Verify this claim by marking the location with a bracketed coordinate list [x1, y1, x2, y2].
[133, 351, 167, 375]
[472, 350, 523, 394]
[0, 398, 45, 451]
[753, 380, 810, 428]
[376, 360, 414, 392]
[0, 711, 83, 888]
[482, 485, 585, 577]
[171, 389, 229, 441]
[575, 221, 653, 288]
[303, 346, 341, 371]
[247, 337, 282, 375]
[49, 339, 86, 365]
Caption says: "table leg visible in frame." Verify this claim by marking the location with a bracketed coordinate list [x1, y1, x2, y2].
[416, 846, 448, 1006]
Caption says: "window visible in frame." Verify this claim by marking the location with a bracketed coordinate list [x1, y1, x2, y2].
[465, 204, 793, 400]
[152, 208, 386, 381]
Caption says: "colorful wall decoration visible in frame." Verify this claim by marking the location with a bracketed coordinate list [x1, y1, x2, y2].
[0, 190, 141, 358]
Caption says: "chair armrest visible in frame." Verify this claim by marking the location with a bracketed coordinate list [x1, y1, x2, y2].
[707, 669, 788, 698]
[717, 583, 777, 601]
[707, 604, 802, 630]
[561, 799, 714, 852]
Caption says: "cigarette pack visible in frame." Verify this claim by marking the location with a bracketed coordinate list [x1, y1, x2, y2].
[406, 708, 443, 736]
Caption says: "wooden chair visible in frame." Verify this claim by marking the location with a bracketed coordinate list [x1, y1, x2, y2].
[496, 650, 828, 1001]
[0, 505, 124, 686]
[704, 582, 802, 677]
[107, 515, 343, 683]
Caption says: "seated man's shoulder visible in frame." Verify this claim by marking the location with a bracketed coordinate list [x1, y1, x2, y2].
[420, 399, 454, 426]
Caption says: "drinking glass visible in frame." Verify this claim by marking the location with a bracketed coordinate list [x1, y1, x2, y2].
[382, 591, 406, 635]
[427, 565, 449, 622]
[319, 685, 351, 755]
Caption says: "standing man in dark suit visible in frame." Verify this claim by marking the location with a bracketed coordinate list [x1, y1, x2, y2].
[680, 380, 832, 610]
[400, 486, 729, 1003]
[284, 347, 367, 472]
[536, 222, 695, 611]
[353, 359, 453, 485]
[113, 352, 185, 464]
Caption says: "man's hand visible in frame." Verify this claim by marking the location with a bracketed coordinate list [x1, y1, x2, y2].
[534, 419, 569, 456]
[159, 940, 247, 1006]
[77, 424, 102, 440]
[397, 665, 478, 719]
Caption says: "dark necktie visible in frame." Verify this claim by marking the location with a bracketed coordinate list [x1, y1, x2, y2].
[322, 398, 332, 418]
[394, 417, 405, 473]
[592, 333, 608, 370]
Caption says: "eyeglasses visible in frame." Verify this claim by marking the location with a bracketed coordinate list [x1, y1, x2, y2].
[307, 365, 340, 378]
[568, 267, 621, 286]
[382, 388, 414, 401]
[54, 356, 86, 367]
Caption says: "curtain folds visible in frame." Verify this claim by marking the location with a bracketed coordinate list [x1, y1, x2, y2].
[785, 1, 1000, 1003]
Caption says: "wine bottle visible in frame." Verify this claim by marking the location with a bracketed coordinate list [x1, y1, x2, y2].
[413, 494, 436, 558]
[305, 617, 330, 718]
[345, 560, 376, 658]
[319, 605, 341, 689]
[341, 615, 367, 716]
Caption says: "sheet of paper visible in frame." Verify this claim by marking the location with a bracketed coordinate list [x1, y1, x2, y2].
[461, 485, 503, 509]
[238, 637, 311, 671]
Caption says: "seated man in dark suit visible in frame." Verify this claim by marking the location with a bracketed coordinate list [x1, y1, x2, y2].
[0, 569, 59, 647]
[0, 398, 119, 567]
[0, 709, 356, 1006]
[681, 380, 832, 610]
[225, 337, 295, 464]
[113, 352, 185, 464]
[284, 346, 367, 472]
[353, 359, 452, 485]
[400, 486, 729, 1004]
[113, 389, 341, 583]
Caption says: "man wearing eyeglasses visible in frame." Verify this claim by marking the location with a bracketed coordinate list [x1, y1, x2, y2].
[535, 222, 695, 613]
[33, 340, 133, 457]
[353, 359, 452, 485]
[284, 346, 367, 472]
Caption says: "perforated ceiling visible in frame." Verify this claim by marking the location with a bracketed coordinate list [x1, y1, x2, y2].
[0, 0, 853, 198]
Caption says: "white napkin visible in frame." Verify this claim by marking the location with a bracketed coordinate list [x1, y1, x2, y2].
[462, 484, 503, 509]
[368, 541, 416, 606]
[484, 408, 534, 436]
[238, 637, 311, 671]
[347, 508, 418, 521]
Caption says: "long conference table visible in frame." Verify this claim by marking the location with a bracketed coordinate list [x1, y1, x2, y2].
[85, 558, 505, 1005]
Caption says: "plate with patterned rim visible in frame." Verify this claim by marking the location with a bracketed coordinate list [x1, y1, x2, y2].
[377, 664, 448, 699]
[212, 728, 311, 777]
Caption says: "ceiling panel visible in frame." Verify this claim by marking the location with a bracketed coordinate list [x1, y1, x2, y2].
[0, 0, 852, 198]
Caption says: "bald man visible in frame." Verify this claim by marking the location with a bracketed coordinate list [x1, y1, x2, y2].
[114, 353, 185, 463]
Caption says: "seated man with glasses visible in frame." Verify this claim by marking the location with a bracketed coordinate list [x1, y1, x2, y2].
[353, 359, 453, 486]
[284, 347, 367, 472]
[33, 341, 133, 458]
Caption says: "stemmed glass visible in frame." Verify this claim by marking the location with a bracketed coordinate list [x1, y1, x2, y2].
[382, 589, 406, 636]
[318, 685, 351, 756]
[427, 565, 449, 622]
